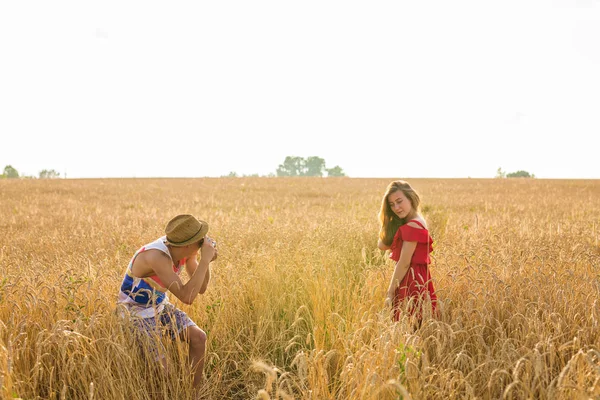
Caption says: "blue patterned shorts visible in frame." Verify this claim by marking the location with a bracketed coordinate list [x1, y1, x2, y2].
[129, 303, 197, 359]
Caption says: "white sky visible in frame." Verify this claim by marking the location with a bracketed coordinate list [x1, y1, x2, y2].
[1, 0, 599, 179]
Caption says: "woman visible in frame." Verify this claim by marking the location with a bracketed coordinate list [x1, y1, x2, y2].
[378, 180, 437, 322]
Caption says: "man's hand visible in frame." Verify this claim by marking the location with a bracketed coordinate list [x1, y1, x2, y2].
[200, 236, 217, 262]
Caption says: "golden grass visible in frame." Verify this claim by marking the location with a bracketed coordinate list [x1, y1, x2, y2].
[0, 177, 598, 399]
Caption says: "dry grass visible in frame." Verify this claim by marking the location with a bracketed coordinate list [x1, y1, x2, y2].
[0, 177, 598, 399]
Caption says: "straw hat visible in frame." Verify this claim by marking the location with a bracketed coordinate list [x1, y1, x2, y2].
[165, 214, 209, 246]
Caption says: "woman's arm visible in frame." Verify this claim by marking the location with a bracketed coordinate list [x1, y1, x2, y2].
[385, 241, 417, 305]
[378, 239, 390, 251]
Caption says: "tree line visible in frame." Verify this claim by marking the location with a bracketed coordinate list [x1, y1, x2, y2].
[495, 168, 535, 178]
[276, 156, 345, 177]
[2, 163, 537, 179]
[0, 165, 61, 179]
[225, 156, 347, 178]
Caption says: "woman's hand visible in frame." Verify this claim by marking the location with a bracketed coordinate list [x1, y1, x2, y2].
[378, 239, 390, 251]
[385, 287, 395, 309]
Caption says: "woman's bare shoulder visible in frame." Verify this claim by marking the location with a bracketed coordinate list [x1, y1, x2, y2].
[407, 216, 428, 229]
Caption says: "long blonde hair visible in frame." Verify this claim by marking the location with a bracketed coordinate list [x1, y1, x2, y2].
[379, 180, 421, 246]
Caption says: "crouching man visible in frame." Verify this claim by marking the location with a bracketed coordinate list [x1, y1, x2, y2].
[117, 214, 217, 389]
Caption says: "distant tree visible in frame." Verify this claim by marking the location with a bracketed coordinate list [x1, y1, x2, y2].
[506, 170, 533, 178]
[276, 156, 348, 177]
[495, 167, 506, 178]
[226, 171, 238, 177]
[305, 156, 326, 177]
[39, 169, 60, 179]
[3, 165, 19, 179]
[326, 166, 346, 177]
[276, 156, 305, 176]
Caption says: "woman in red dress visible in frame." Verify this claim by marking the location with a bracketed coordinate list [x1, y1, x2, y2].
[378, 180, 437, 322]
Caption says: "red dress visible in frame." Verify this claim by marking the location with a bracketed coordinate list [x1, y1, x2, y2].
[389, 220, 437, 321]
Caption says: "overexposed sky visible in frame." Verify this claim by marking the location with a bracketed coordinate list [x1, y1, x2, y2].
[1, 0, 599, 179]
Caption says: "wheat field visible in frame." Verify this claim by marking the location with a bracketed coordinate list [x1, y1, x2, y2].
[0, 177, 598, 399]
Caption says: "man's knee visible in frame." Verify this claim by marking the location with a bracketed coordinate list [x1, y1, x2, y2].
[187, 326, 207, 349]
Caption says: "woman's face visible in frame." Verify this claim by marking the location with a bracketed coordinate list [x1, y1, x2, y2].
[388, 190, 413, 219]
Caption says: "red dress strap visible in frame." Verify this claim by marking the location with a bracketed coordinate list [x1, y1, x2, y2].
[407, 219, 426, 229]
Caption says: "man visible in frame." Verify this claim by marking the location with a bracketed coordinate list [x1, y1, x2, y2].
[117, 214, 217, 389]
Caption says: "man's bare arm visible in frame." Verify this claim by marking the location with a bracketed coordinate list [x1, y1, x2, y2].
[146, 243, 215, 305]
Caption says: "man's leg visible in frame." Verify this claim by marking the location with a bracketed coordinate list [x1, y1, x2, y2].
[180, 325, 207, 388]
[131, 314, 168, 367]
[163, 305, 207, 389]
